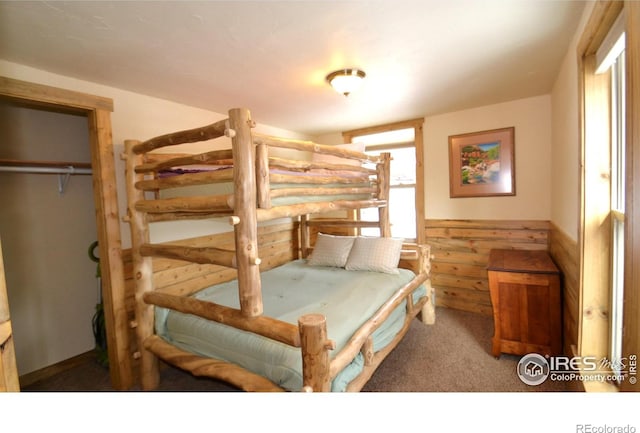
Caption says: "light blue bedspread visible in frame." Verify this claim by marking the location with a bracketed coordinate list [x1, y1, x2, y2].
[156, 259, 426, 391]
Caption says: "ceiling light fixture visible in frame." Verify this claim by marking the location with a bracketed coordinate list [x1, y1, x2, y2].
[325, 68, 366, 97]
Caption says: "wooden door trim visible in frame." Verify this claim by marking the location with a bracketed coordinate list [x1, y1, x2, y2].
[0, 76, 132, 390]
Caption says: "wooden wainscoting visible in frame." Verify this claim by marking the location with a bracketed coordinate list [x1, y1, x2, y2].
[424, 219, 551, 316]
[548, 222, 580, 356]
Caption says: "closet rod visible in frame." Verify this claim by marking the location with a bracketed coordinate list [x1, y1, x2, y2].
[0, 163, 92, 194]
[0, 165, 92, 175]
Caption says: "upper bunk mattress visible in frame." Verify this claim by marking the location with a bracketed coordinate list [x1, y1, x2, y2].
[155, 259, 426, 392]
[158, 166, 373, 207]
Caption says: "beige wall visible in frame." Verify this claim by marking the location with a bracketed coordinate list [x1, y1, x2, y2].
[0, 102, 97, 375]
[424, 95, 552, 220]
[550, 48, 580, 241]
[549, 2, 595, 243]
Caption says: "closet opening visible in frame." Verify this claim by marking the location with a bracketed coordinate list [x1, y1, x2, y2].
[0, 76, 131, 390]
[0, 99, 101, 386]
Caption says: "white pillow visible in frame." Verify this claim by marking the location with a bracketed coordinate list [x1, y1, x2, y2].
[307, 233, 356, 268]
[311, 142, 365, 167]
[345, 236, 404, 274]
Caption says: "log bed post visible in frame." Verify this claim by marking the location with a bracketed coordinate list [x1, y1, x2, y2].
[377, 152, 391, 237]
[124, 140, 160, 390]
[228, 108, 263, 317]
[298, 313, 334, 392]
[300, 214, 310, 259]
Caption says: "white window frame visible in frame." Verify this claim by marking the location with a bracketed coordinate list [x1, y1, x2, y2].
[608, 47, 625, 376]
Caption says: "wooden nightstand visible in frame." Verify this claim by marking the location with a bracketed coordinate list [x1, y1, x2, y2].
[487, 249, 562, 358]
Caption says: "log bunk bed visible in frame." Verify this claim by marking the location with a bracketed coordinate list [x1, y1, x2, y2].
[123, 107, 435, 392]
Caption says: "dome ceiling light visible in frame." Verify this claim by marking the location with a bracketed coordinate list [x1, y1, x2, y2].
[325, 68, 366, 97]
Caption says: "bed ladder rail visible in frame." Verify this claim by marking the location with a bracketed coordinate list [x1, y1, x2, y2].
[253, 133, 383, 164]
[143, 291, 301, 347]
[130, 118, 230, 154]
[138, 243, 260, 268]
[143, 335, 284, 392]
[133, 194, 234, 214]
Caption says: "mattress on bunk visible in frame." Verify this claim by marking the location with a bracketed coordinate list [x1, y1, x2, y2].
[159, 166, 374, 206]
[155, 259, 426, 392]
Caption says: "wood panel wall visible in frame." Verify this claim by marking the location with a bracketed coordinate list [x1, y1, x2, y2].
[425, 218, 580, 358]
[424, 219, 551, 316]
[121, 220, 299, 382]
[548, 222, 580, 357]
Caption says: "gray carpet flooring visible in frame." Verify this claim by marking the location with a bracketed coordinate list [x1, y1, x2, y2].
[22, 306, 568, 392]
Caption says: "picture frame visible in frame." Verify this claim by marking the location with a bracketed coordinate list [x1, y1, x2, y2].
[448, 127, 515, 198]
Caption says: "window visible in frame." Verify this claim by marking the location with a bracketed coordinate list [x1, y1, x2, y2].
[359, 131, 416, 239]
[342, 122, 423, 241]
[593, 8, 626, 377]
[578, 0, 638, 393]
[342, 119, 424, 243]
[578, 2, 634, 390]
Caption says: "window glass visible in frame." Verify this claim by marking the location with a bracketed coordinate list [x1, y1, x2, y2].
[609, 49, 625, 374]
[359, 143, 416, 240]
[596, 22, 626, 375]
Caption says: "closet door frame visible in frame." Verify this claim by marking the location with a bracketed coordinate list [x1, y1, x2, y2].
[0, 76, 132, 390]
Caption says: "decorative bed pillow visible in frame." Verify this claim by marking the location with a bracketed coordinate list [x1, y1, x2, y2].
[307, 233, 356, 268]
[311, 142, 365, 167]
[345, 236, 404, 274]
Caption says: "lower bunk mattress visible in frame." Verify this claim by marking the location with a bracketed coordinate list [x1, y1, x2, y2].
[155, 259, 426, 392]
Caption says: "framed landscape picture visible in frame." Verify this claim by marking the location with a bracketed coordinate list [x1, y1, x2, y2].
[448, 127, 515, 198]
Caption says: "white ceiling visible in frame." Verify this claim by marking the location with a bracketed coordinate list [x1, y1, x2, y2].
[0, 0, 588, 136]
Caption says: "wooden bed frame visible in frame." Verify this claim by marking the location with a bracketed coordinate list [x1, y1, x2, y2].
[123, 107, 435, 392]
